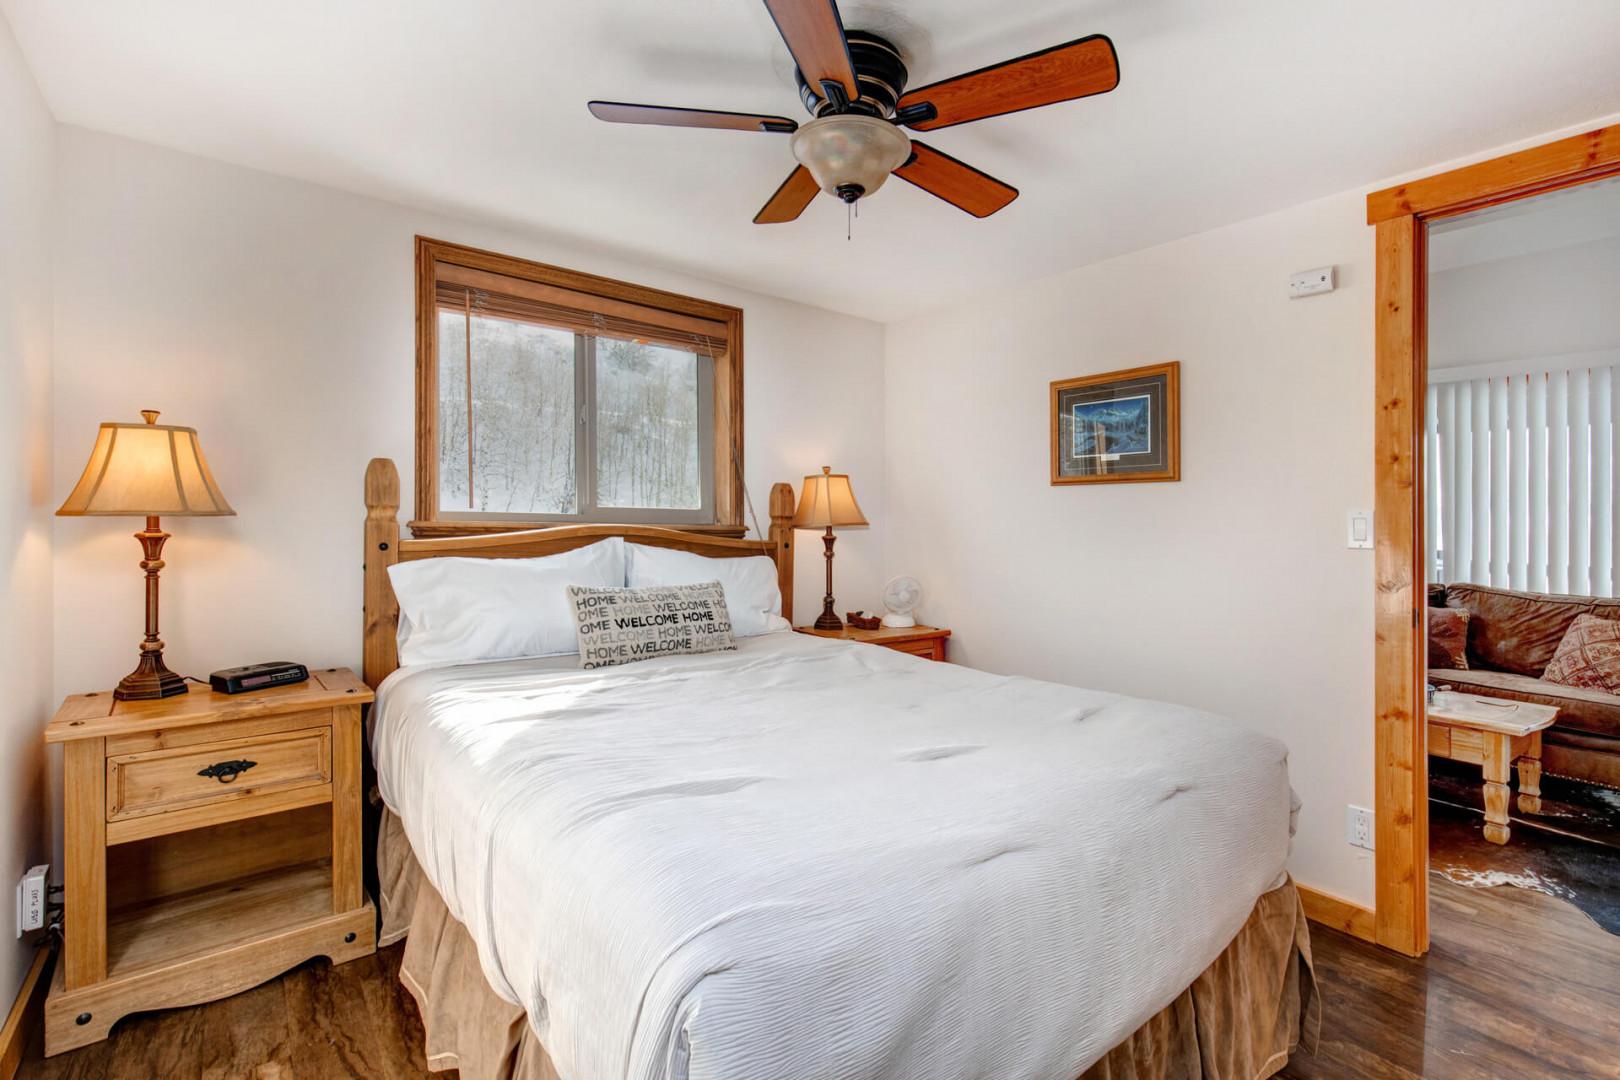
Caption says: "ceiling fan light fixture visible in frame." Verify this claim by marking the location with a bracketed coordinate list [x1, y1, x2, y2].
[790, 115, 911, 202]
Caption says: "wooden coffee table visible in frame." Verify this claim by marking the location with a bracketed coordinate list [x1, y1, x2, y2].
[1427, 691, 1559, 844]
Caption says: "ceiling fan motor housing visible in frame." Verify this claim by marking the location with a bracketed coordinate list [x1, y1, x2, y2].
[796, 30, 908, 118]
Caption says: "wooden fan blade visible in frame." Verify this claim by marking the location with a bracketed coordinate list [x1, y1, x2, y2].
[893, 142, 1018, 218]
[754, 166, 821, 224]
[588, 101, 797, 133]
[897, 35, 1119, 131]
[761, 0, 859, 103]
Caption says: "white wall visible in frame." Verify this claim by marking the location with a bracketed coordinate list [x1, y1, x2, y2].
[1430, 235, 1620, 370]
[51, 127, 886, 696]
[883, 191, 1378, 904]
[0, 15, 55, 1003]
[38, 76, 1620, 924]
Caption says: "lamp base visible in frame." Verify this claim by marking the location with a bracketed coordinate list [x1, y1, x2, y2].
[815, 526, 843, 632]
[814, 608, 844, 632]
[114, 650, 188, 701]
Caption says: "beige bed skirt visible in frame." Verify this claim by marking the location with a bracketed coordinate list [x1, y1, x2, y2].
[378, 810, 1318, 1080]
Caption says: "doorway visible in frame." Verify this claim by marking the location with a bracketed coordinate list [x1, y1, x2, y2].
[1422, 179, 1620, 939]
[1369, 124, 1620, 956]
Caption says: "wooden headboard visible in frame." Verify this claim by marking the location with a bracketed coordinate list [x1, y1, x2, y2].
[362, 458, 798, 688]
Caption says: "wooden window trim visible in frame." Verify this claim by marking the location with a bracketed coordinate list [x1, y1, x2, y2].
[1366, 123, 1620, 958]
[413, 236, 745, 538]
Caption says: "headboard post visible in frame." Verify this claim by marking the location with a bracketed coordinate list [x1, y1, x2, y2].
[769, 481, 796, 624]
[363, 458, 401, 689]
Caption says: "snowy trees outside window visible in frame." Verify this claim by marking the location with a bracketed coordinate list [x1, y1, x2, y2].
[438, 309, 708, 519]
[595, 337, 702, 510]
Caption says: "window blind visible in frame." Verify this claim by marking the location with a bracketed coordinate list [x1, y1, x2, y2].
[1426, 362, 1620, 597]
[433, 262, 727, 357]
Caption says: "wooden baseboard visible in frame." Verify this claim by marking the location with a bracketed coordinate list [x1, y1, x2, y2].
[0, 948, 51, 1080]
[1298, 883, 1377, 943]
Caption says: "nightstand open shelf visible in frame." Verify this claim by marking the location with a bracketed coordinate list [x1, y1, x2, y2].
[44, 669, 376, 1055]
[105, 859, 335, 980]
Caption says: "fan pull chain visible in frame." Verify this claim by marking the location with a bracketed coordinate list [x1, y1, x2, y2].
[846, 199, 852, 241]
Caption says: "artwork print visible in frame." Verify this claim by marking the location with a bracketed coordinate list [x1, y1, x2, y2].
[1050, 362, 1180, 485]
[1071, 394, 1152, 460]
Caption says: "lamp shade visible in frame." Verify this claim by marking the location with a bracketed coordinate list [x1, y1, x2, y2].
[792, 466, 867, 529]
[57, 411, 234, 517]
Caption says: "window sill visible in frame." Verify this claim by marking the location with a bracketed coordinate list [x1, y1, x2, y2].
[406, 519, 748, 540]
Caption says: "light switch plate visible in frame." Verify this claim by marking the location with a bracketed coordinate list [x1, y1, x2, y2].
[1347, 509, 1373, 549]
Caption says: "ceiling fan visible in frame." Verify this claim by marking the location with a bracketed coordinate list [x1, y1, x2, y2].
[588, 0, 1119, 224]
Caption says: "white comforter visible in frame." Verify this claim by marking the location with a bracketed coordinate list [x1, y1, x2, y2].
[373, 632, 1294, 1080]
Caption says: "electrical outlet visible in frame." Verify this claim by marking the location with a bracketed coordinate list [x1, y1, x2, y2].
[16, 864, 47, 937]
[1346, 806, 1375, 851]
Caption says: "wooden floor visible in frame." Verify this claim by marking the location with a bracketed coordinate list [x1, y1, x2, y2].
[18, 945, 435, 1080]
[19, 876, 1620, 1079]
[1280, 876, 1620, 1079]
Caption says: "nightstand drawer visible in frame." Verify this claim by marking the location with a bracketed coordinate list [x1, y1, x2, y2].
[107, 728, 332, 822]
[794, 625, 950, 661]
[887, 638, 944, 659]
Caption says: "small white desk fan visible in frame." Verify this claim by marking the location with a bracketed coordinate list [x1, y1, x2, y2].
[881, 576, 923, 628]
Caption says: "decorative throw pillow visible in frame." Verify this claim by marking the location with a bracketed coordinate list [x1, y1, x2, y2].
[1427, 607, 1471, 670]
[1542, 614, 1620, 694]
[568, 582, 735, 669]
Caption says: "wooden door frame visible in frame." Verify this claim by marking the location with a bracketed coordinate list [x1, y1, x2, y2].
[1367, 124, 1620, 956]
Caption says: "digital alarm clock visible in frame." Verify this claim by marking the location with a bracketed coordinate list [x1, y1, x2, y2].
[209, 661, 310, 695]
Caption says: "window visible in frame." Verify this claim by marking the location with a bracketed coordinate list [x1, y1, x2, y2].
[414, 238, 742, 535]
[1426, 362, 1619, 597]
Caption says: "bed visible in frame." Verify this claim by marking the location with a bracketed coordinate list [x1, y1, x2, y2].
[360, 458, 1316, 1080]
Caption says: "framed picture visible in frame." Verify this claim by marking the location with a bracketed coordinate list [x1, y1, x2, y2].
[1050, 361, 1180, 485]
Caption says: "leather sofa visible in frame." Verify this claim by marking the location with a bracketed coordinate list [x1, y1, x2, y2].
[1429, 582, 1620, 789]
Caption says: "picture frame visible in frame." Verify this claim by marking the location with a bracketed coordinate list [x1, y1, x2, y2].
[1050, 361, 1180, 485]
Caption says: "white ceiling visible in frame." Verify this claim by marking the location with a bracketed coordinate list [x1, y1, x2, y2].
[7, 0, 1620, 322]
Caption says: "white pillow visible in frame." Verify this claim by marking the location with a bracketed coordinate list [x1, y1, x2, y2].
[389, 538, 626, 666]
[626, 543, 789, 637]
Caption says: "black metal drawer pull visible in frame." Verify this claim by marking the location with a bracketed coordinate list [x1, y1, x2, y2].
[197, 759, 258, 784]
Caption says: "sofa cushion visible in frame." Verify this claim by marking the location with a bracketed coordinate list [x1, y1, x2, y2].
[1429, 666, 1620, 740]
[1542, 730, 1620, 789]
[1543, 614, 1620, 695]
[1444, 583, 1594, 676]
[1427, 607, 1470, 670]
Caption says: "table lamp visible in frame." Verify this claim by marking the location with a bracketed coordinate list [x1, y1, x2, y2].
[56, 410, 234, 700]
[792, 466, 868, 632]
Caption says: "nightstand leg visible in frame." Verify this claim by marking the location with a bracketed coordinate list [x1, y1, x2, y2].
[331, 704, 363, 913]
[63, 738, 107, 988]
[1482, 732, 1512, 845]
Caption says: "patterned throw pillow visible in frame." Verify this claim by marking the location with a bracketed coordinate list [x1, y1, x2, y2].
[568, 582, 735, 669]
[1542, 614, 1620, 694]
[1427, 607, 1470, 670]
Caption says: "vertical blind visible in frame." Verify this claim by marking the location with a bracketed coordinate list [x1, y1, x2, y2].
[1425, 362, 1619, 597]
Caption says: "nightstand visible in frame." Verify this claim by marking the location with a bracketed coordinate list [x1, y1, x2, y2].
[795, 624, 952, 661]
[43, 668, 377, 1055]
